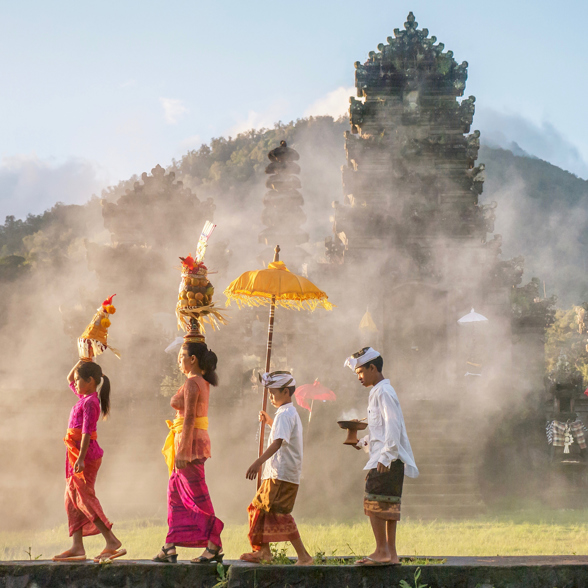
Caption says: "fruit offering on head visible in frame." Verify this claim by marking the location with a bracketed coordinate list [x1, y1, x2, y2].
[177, 254, 216, 311]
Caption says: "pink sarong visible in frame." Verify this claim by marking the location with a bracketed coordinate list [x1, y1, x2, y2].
[165, 460, 223, 547]
[65, 457, 112, 537]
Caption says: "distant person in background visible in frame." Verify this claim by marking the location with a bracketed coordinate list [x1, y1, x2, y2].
[240, 371, 313, 565]
[344, 347, 419, 566]
[153, 342, 224, 564]
[52, 360, 126, 563]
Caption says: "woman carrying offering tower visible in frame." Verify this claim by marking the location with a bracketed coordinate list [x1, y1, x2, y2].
[153, 222, 226, 564]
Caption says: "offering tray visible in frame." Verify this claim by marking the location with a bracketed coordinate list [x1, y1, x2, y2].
[337, 419, 368, 446]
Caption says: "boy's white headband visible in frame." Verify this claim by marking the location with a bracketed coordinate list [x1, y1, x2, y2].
[344, 347, 381, 371]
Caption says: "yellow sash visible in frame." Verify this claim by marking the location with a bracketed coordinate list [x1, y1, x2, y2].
[161, 416, 209, 476]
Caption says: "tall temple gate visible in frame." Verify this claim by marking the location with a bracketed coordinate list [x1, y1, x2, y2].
[320, 13, 530, 517]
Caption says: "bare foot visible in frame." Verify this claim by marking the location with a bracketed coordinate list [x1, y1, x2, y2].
[357, 549, 391, 564]
[52, 548, 86, 562]
[240, 550, 272, 563]
[104, 538, 122, 552]
[295, 555, 314, 566]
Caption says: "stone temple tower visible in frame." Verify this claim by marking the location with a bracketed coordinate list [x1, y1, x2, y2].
[334, 12, 492, 262]
[328, 12, 505, 394]
[321, 13, 517, 517]
[259, 141, 309, 270]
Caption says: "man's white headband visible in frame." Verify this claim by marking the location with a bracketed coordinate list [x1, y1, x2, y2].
[259, 371, 296, 389]
[344, 347, 381, 371]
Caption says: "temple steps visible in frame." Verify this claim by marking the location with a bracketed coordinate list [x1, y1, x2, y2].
[400, 400, 486, 518]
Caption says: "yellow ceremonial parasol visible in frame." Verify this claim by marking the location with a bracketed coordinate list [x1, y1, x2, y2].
[224, 245, 333, 485]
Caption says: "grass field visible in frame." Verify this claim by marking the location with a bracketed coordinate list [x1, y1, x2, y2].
[4, 508, 588, 562]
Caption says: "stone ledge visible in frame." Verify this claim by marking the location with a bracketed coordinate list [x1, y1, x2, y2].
[3, 557, 588, 588]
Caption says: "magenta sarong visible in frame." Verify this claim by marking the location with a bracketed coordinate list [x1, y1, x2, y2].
[165, 460, 223, 547]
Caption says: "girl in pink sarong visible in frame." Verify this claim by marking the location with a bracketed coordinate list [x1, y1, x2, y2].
[153, 342, 224, 564]
[52, 360, 126, 563]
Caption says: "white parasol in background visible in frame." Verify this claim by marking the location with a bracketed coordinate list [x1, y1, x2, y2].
[457, 308, 488, 324]
[457, 308, 488, 377]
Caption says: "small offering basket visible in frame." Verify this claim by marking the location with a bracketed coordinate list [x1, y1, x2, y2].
[337, 419, 368, 446]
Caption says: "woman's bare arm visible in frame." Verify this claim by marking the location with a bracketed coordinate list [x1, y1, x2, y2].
[175, 379, 200, 469]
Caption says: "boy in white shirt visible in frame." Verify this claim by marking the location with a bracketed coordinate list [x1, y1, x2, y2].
[345, 347, 419, 566]
[239, 371, 313, 565]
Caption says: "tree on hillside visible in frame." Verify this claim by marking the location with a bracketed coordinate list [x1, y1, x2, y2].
[545, 304, 588, 385]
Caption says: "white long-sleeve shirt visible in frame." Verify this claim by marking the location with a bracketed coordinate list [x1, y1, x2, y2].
[358, 378, 419, 478]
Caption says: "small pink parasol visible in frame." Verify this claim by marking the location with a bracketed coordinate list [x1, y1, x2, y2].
[294, 380, 336, 428]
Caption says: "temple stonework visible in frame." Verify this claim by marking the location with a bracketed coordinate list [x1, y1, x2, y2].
[260, 141, 308, 270]
[317, 13, 547, 517]
[327, 13, 510, 393]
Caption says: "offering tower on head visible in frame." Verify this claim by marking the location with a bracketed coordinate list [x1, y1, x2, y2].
[77, 294, 121, 361]
[176, 221, 227, 344]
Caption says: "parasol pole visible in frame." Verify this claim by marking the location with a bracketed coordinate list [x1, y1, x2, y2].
[257, 245, 280, 488]
[304, 398, 315, 445]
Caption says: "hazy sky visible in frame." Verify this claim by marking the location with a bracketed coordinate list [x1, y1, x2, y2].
[0, 0, 586, 219]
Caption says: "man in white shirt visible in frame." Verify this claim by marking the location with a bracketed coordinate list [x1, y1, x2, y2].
[345, 347, 419, 566]
[240, 371, 313, 565]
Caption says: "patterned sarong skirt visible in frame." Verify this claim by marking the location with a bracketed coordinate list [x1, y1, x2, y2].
[364, 459, 404, 521]
[247, 478, 300, 549]
[166, 459, 224, 548]
[65, 457, 112, 537]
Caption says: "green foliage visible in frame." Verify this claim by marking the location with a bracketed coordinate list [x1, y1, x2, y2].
[269, 542, 294, 565]
[312, 546, 360, 565]
[170, 117, 347, 201]
[0, 255, 28, 282]
[212, 562, 229, 588]
[0, 201, 99, 258]
[400, 567, 428, 588]
[24, 546, 41, 560]
[511, 277, 557, 328]
[545, 304, 588, 385]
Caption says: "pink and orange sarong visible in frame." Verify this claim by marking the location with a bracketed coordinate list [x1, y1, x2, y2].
[165, 460, 224, 547]
[247, 478, 300, 549]
[64, 428, 112, 537]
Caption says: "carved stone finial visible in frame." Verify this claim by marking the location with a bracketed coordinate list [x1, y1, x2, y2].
[405, 12, 417, 31]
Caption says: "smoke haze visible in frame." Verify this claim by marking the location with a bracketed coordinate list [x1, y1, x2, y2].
[0, 113, 582, 543]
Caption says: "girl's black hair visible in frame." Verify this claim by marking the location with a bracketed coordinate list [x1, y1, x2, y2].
[183, 342, 219, 386]
[76, 361, 111, 418]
